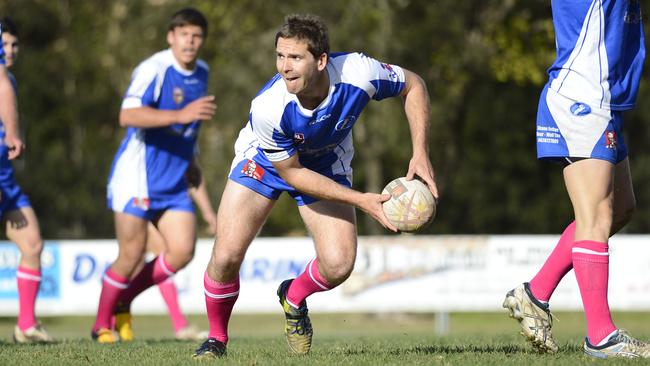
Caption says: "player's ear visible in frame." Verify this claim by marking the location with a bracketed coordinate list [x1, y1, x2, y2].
[166, 29, 174, 46]
[317, 52, 328, 71]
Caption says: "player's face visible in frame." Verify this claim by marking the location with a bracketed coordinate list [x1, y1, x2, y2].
[2, 32, 19, 68]
[276, 37, 327, 96]
[167, 25, 204, 69]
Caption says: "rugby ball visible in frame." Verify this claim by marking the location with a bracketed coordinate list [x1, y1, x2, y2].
[381, 177, 436, 232]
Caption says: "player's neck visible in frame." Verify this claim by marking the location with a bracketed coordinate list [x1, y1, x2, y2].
[297, 69, 330, 110]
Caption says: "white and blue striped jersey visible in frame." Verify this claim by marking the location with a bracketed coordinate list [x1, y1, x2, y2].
[233, 52, 405, 178]
[107, 49, 209, 211]
[548, 0, 645, 110]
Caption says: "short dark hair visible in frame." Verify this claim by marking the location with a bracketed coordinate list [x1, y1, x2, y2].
[275, 14, 329, 58]
[168, 8, 207, 35]
[0, 17, 18, 37]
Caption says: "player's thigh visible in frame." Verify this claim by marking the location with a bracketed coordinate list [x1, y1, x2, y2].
[298, 200, 357, 269]
[563, 158, 615, 240]
[213, 180, 275, 257]
[114, 211, 148, 262]
[4, 206, 43, 255]
[156, 210, 196, 255]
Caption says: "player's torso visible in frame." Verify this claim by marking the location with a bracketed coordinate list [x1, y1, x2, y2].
[0, 72, 19, 185]
[548, 0, 644, 110]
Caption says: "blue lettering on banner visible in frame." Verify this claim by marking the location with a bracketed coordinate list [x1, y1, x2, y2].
[0, 243, 60, 299]
[239, 258, 308, 281]
[72, 253, 111, 284]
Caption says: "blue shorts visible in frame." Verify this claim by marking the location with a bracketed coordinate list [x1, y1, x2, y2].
[229, 158, 352, 206]
[0, 182, 31, 217]
[536, 85, 627, 164]
[109, 190, 194, 221]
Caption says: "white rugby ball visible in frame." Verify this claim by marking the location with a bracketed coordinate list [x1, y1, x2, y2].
[381, 177, 436, 232]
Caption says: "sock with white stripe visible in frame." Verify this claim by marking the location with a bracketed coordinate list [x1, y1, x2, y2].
[572, 240, 616, 345]
[93, 268, 129, 331]
[16, 266, 41, 331]
[204, 271, 239, 343]
[118, 254, 177, 308]
[287, 258, 333, 308]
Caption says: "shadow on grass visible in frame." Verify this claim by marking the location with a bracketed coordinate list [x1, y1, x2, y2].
[338, 343, 583, 356]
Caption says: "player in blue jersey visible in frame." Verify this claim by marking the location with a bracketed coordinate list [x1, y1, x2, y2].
[503, 0, 649, 359]
[91, 8, 217, 344]
[193, 14, 438, 359]
[0, 17, 53, 344]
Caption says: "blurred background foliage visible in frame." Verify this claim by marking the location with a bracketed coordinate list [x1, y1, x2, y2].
[0, 0, 647, 238]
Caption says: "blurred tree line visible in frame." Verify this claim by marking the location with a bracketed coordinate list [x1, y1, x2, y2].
[0, 0, 648, 238]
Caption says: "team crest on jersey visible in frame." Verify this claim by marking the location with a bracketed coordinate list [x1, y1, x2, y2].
[380, 63, 399, 81]
[132, 197, 150, 210]
[293, 133, 305, 145]
[570, 102, 591, 116]
[335, 115, 356, 131]
[173, 87, 184, 105]
[605, 131, 617, 149]
[242, 159, 265, 181]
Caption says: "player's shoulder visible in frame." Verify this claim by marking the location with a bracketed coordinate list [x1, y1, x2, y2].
[131, 49, 174, 80]
[196, 58, 209, 73]
[250, 74, 289, 124]
[329, 52, 385, 85]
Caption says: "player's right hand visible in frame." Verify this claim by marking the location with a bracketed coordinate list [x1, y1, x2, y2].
[358, 192, 398, 232]
[178, 95, 217, 124]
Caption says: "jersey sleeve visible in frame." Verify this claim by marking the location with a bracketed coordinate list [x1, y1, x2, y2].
[342, 53, 406, 101]
[121, 60, 160, 109]
[249, 103, 296, 162]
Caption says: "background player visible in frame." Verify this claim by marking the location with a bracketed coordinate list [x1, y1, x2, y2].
[140, 161, 215, 341]
[503, 0, 649, 359]
[0, 17, 52, 344]
[193, 13, 438, 359]
[91, 8, 216, 343]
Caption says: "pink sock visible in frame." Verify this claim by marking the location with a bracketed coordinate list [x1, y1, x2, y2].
[93, 268, 129, 331]
[158, 278, 188, 333]
[572, 240, 616, 345]
[529, 221, 576, 301]
[287, 258, 333, 307]
[204, 272, 239, 344]
[16, 266, 41, 331]
[120, 254, 176, 307]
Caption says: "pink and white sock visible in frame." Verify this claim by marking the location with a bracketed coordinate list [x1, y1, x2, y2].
[204, 272, 239, 344]
[529, 221, 576, 302]
[572, 240, 616, 345]
[16, 266, 41, 331]
[93, 268, 129, 331]
[120, 254, 177, 307]
[158, 277, 188, 333]
[286, 258, 333, 308]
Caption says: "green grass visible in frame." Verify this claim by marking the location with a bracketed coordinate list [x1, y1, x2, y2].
[0, 312, 649, 365]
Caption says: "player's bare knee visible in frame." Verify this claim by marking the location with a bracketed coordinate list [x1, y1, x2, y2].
[19, 240, 43, 262]
[320, 259, 354, 286]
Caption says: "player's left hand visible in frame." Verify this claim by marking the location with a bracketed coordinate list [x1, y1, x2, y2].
[203, 211, 217, 236]
[405, 153, 438, 200]
[5, 134, 24, 160]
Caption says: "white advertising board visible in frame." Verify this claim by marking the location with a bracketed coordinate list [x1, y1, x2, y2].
[0, 235, 648, 315]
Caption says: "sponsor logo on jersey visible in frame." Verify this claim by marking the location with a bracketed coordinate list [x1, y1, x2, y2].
[605, 130, 617, 149]
[570, 102, 591, 116]
[293, 133, 305, 145]
[381, 63, 399, 80]
[173, 87, 184, 105]
[242, 159, 265, 181]
[132, 197, 150, 210]
[335, 115, 356, 131]
[309, 113, 331, 125]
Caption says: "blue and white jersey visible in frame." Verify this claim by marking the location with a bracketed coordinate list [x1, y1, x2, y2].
[108, 49, 209, 211]
[548, 0, 645, 110]
[0, 23, 4, 65]
[233, 52, 405, 178]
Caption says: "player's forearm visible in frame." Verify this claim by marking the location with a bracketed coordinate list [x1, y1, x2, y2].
[0, 68, 19, 136]
[279, 165, 362, 207]
[119, 107, 181, 128]
[402, 71, 431, 157]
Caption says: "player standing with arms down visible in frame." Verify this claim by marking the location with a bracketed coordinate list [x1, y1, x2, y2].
[91, 8, 216, 343]
[0, 17, 53, 344]
[193, 14, 438, 359]
[503, 0, 648, 359]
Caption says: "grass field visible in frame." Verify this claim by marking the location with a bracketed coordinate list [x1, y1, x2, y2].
[0, 312, 648, 365]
